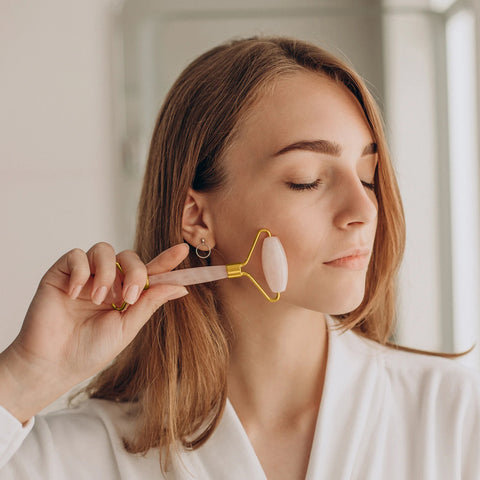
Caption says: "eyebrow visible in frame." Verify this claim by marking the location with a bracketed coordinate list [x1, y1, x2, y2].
[273, 139, 378, 157]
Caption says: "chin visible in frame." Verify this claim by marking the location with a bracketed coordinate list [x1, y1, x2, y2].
[297, 284, 366, 315]
[327, 289, 366, 315]
[288, 291, 365, 315]
[283, 268, 369, 314]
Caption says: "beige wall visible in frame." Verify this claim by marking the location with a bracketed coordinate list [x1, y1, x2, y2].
[0, 0, 120, 350]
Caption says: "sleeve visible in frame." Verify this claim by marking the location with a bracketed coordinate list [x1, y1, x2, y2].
[0, 399, 140, 480]
[0, 406, 34, 469]
[0, 405, 68, 480]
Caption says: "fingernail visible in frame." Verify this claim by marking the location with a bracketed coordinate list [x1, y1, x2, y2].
[70, 285, 82, 300]
[166, 287, 189, 301]
[124, 285, 140, 304]
[92, 286, 108, 305]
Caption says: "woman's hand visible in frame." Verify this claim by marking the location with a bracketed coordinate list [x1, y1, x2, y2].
[0, 242, 189, 423]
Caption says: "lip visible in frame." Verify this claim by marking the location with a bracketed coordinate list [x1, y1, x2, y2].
[323, 247, 371, 270]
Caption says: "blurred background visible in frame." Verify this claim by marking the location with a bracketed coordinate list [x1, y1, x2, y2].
[1, 0, 479, 368]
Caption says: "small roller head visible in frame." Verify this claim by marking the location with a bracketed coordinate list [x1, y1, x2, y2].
[261, 236, 288, 293]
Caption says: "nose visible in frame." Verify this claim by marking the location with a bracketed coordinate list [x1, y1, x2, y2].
[332, 173, 378, 229]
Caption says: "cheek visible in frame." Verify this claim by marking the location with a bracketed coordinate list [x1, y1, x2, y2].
[211, 191, 274, 267]
[244, 191, 331, 271]
[212, 175, 332, 283]
[260, 218, 330, 295]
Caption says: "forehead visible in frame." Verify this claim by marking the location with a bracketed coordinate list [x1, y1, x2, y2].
[230, 71, 374, 159]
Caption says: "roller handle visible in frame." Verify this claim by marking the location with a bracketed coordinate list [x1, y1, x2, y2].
[148, 265, 228, 286]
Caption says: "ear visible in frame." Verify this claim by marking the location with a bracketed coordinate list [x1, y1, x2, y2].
[182, 187, 216, 251]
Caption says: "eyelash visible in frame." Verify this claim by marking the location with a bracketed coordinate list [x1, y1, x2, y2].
[287, 179, 376, 192]
[287, 179, 322, 191]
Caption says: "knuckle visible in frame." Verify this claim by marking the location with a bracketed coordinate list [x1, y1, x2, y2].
[117, 250, 146, 274]
[66, 249, 90, 278]
[92, 269, 116, 288]
[124, 265, 147, 282]
[68, 247, 86, 258]
[73, 266, 91, 280]
[117, 249, 139, 260]
[92, 241, 115, 254]
[131, 265, 147, 280]
[117, 250, 147, 285]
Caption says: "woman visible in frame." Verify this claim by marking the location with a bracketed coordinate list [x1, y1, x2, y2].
[0, 36, 479, 480]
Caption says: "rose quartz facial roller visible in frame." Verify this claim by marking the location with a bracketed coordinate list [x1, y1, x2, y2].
[149, 228, 288, 302]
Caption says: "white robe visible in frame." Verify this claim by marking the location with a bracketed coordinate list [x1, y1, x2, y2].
[1, 315, 480, 479]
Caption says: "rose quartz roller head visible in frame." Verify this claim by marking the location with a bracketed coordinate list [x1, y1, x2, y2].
[148, 228, 288, 302]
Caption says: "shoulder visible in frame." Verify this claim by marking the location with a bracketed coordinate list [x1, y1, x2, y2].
[356, 329, 480, 382]
[327, 316, 480, 399]
[327, 319, 480, 477]
[43, 396, 136, 428]
[352, 330, 480, 413]
[38, 397, 138, 448]
[28, 398, 139, 467]
[382, 336, 478, 389]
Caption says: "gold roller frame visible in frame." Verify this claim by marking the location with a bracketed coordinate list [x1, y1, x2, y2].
[225, 228, 280, 303]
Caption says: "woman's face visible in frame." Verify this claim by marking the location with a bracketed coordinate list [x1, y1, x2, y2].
[206, 71, 378, 315]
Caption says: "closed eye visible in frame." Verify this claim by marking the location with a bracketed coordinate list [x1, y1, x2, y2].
[362, 181, 375, 191]
[287, 179, 376, 192]
[287, 179, 322, 191]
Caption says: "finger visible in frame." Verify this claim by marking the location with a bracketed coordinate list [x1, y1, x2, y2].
[146, 243, 190, 275]
[86, 242, 117, 305]
[115, 250, 148, 305]
[49, 248, 90, 299]
[65, 249, 91, 299]
[121, 283, 189, 337]
[114, 243, 189, 311]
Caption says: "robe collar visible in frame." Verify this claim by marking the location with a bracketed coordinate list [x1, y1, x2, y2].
[176, 315, 386, 479]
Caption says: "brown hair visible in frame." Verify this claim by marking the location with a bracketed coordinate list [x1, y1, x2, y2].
[85, 36, 472, 469]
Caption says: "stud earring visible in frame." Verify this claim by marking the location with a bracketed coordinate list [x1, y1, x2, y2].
[195, 238, 211, 259]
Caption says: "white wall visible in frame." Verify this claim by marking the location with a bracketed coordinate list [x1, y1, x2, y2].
[0, 0, 121, 351]
[382, 1, 480, 367]
[0, 0, 383, 352]
[3, 0, 477, 368]
[382, 12, 444, 351]
[118, 0, 385, 247]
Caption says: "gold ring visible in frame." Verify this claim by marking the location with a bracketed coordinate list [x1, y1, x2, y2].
[111, 262, 149, 311]
[112, 262, 127, 311]
[112, 300, 128, 312]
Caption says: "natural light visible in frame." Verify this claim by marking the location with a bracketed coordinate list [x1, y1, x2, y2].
[445, 6, 480, 367]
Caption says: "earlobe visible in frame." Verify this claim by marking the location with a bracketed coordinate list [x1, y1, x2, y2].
[181, 188, 216, 249]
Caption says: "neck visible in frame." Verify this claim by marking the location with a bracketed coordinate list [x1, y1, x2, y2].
[218, 278, 329, 428]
